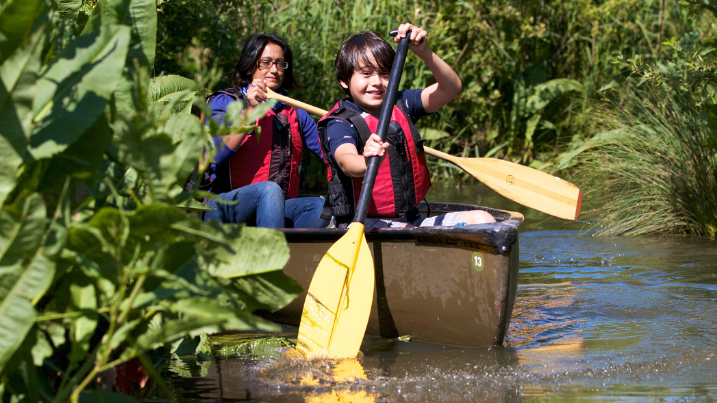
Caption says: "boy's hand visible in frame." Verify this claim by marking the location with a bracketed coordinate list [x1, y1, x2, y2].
[362, 133, 389, 162]
[395, 23, 428, 55]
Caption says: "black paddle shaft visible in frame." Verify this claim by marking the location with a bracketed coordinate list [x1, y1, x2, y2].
[353, 30, 411, 224]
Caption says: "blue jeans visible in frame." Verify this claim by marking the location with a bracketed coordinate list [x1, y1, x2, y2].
[202, 181, 328, 229]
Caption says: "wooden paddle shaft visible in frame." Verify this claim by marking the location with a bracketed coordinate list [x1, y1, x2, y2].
[265, 88, 327, 116]
[354, 30, 411, 224]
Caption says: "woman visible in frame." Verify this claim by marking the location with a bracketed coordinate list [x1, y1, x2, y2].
[202, 33, 328, 229]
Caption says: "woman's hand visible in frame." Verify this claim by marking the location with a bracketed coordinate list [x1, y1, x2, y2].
[247, 79, 267, 107]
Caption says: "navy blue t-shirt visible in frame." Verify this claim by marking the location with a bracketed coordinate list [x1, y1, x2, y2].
[325, 89, 428, 157]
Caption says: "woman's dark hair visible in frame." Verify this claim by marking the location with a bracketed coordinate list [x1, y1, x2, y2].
[335, 31, 395, 95]
[232, 33, 298, 91]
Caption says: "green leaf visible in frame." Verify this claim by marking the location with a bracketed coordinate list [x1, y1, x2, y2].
[82, 0, 156, 66]
[0, 253, 55, 372]
[525, 78, 584, 114]
[170, 297, 279, 333]
[114, 128, 202, 201]
[0, 193, 47, 267]
[30, 328, 53, 366]
[147, 75, 198, 104]
[83, 0, 157, 112]
[68, 274, 98, 363]
[124, 317, 227, 359]
[56, 0, 82, 22]
[0, 296, 34, 373]
[29, 24, 130, 159]
[37, 110, 111, 195]
[205, 226, 289, 279]
[419, 128, 449, 141]
[0, 0, 44, 66]
[231, 270, 303, 313]
[0, 23, 45, 205]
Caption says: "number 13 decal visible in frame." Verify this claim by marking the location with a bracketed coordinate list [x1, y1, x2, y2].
[471, 252, 484, 272]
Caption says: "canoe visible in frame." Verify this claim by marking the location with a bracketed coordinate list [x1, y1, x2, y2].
[263, 202, 523, 348]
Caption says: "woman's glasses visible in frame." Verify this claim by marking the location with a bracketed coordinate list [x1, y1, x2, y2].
[257, 59, 289, 70]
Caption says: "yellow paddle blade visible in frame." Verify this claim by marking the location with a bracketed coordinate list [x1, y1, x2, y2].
[296, 224, 375, 358]
[425, 147, 582, 220]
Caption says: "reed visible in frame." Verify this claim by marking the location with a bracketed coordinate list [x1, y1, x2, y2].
[568, 87, 717, 237]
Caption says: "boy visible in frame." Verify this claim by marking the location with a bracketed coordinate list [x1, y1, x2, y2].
[319, 23, 496, 228]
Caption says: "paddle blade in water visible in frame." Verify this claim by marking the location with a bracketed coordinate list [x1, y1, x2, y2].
[296, 224, 374, 358]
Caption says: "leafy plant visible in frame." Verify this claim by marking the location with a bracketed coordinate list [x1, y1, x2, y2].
[0, 0, 301, 401]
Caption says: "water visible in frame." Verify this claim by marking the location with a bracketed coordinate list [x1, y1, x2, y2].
[148, 183, 717, 402]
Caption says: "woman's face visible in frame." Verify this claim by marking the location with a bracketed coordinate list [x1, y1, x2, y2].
[251, 42, 286, 91]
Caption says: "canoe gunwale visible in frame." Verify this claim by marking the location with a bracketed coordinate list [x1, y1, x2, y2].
[281, 202, 523, 254]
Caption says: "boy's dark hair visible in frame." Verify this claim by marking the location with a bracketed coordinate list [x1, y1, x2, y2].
[231, 33, 298, 91]
[335, 31, 395, 95]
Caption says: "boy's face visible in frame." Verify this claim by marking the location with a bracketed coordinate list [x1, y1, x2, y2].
[340, 58, 390, 115]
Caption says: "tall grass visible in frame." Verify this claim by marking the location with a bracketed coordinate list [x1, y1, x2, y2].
[565, 87, 717, 237]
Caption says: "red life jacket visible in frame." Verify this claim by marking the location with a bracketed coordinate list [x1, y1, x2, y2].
[198, 88, 304, 199]
[318, 98, 431, 224]
[229, 105, 303, 199]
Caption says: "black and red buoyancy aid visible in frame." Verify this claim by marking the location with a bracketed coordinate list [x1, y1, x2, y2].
[206, 89, 303, 199]
[318, 98, 431, 224]
[229, 105, 303, 199]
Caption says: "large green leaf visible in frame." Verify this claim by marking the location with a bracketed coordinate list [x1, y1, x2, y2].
[0, 15, 45, 205]
[56, 0, 82, 23]
[29, 24, 130, 159]
[38, 111, 112, 193]
[114, 126, 201, 201]
[160, 113, 204, 144]
[170, 297, 279, 332]
[0, 253, 55, 372]
[0, 0, 44, 66]
[68, 273, 98, 364]
[0, 193, 47, 268]
[122, 317, 227, 359]
[231, 270, 303, 313]
[83, 0, 157, 112]
[525, 78, 584, 114]
[147, 75, 198, 123]
[82, 0, 156, 66]
[207, 226, 290, 278]
[147, 75, 198, 104]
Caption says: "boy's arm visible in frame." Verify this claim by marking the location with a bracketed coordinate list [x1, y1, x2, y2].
[395, 23, 462, 114]
[334, 134, 389, 177]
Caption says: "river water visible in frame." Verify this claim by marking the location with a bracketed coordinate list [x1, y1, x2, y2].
[149, 182, 717, 402]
